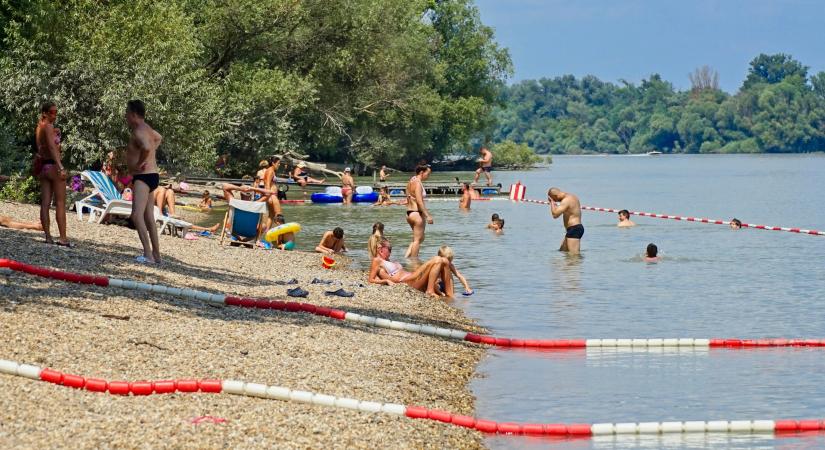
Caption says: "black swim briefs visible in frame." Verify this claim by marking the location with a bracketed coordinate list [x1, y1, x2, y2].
[482, 166, 493, 172]
[565, 224, 584, 239]
[133, 173, 160, 192]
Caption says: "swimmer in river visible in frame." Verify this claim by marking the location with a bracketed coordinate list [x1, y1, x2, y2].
[645, 243, 659, 262]
[730, 218, 742, 230]
[617, 209, 635, 227]
[459, 182, 471, 210]
[547, 187, 583, 255]
[486, 213, 500, 230]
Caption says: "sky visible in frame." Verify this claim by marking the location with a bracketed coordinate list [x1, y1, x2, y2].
[475, 0, 825, 92]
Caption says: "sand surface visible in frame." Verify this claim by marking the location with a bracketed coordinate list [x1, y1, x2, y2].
[0, 201, 486, 449]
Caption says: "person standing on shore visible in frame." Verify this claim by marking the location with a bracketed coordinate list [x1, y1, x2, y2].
[34, 101, 72, 246]
[125, 99, 163, 264]
[379, 165, 388, 182]
[472, 146, 493, 186]
[547, 187, 583, 255]
[405, 163, 433, 258]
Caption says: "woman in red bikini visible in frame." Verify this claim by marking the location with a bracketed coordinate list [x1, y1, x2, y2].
[34, 102, 71, 247]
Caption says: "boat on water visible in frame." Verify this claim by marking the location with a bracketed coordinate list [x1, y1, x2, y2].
[646, 151, 663, 156]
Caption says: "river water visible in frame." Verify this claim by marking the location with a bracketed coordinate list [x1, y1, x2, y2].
[201, 154, 825, 449]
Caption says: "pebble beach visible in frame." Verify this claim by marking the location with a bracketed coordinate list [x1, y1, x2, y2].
[0, 201, 486, 449]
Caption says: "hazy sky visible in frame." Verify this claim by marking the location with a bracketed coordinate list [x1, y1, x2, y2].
[475, 0, 825, 92]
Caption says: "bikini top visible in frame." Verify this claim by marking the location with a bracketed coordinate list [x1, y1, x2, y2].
[381, 259, 403, 277]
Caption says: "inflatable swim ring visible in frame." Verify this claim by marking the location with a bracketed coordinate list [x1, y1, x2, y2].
[353, 192, 379, 203]
[265, 222, 302, 243]
[311, 193, 343, 203]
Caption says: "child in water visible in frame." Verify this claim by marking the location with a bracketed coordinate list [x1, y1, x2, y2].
[487, 213, 501, 231]
[199, 190, 213, 209]
[644, 243, 659, 263]
[274, 214, 295, 250]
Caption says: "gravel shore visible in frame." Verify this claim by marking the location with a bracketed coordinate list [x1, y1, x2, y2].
[0, 201, 486, 449]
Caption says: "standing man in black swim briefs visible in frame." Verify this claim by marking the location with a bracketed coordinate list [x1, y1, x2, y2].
[547, 187, 583, 255]
[472, 146, 494, 186]
[125, 99, 163, 264]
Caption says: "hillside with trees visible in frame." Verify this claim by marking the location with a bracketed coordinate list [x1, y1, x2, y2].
[493, 54, 825, 154]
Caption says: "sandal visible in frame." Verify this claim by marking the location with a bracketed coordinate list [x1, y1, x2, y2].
[55, 241, 75, 248]
[324, 288, 354, 298]
[286, 287, 309, 298]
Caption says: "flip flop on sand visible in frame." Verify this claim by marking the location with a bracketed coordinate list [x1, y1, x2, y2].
[286, 287, 309, 298]
[324, 288, 354, 298]
[273, 278, 299, 285]
[311, 278, 334, 285]
[135, 256, 157, 264]
[55, 241, 75, 248]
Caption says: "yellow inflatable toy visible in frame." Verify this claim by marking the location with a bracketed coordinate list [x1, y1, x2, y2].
[265, 222, 302, 243]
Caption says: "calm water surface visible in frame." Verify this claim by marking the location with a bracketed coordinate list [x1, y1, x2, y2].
[204, 155, 825, 449]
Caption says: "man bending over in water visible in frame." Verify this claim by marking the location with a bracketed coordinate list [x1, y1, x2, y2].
[547, 187, 583, 255]
[617, 209, 635, 227]
[125, 99, 162, 264]
[315, 227, 347, 253]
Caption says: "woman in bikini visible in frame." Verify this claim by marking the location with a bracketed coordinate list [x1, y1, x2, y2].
[368, 238, 450, 297]
[35, 102, 71, 247]
[404, 163, 433, 258]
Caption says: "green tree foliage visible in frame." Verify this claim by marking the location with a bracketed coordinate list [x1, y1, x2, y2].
[491, 140, 540, 169]
[493, 54, 825, 154]
[0, 0, 511, 175]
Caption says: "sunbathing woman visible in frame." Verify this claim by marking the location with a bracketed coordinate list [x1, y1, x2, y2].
[368, 238, 450, 297]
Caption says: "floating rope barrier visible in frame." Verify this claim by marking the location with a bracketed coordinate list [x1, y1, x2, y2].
[3, 259, 825, 351]
[519, 198, 825, 236]
[1, 357, 823, 437]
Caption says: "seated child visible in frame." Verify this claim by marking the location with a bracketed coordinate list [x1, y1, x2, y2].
[274, 214, 295, 250]
[315, 227, 347, 253]
[198, 190, 213, 209]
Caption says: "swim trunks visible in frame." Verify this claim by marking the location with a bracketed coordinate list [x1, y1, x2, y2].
[283, 240, 295, 251]
[133, 173, 160, 192]
[342, 187, 352, 197]
[482, 166, 493, 172]
[565, 224, 584, 239]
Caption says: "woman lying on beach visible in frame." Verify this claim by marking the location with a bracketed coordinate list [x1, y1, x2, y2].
[0, 215, 43, 231]
[368, 238, 452, 297]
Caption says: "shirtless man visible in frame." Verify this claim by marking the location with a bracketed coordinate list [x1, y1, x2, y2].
[379, 165, 388, 182]
[459, 182, 471, 210]
[617, 209, 635, 227]
[472, 146, 493, 186]
[315, 227, 347, 253]
[341, 167, 355, 205]
[547, 187, 583, 255]
[125, 100, 163, 264]
[405, 163, 433, 258]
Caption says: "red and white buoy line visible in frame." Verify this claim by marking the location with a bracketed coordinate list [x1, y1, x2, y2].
[2, 357, 825, 437]
[3, 258, 825, 351]
[518, 198, 825, 236]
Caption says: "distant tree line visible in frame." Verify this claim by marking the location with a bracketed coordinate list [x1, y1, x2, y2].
[493, 54, 825, 154]
[0, 0, 511, 176]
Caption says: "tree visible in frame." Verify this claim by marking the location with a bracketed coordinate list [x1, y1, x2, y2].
[689, 65, 720, 93]
[743, 53, 808, 89]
